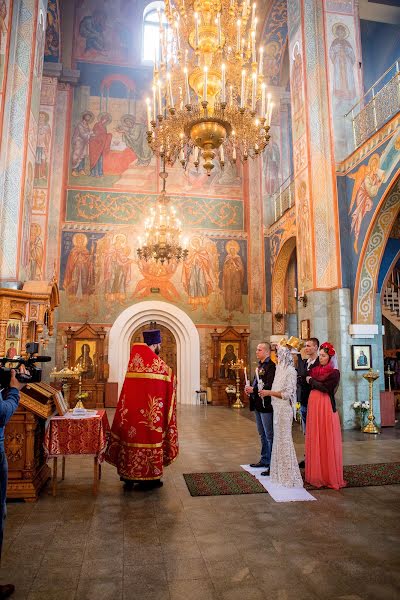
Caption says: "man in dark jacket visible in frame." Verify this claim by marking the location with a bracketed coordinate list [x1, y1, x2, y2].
[0, 369, 25, 599]
[245, 342, 276, 475]
[297, 337, 319, 468]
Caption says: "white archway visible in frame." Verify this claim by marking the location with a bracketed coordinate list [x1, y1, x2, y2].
[108, 301, 200, 404]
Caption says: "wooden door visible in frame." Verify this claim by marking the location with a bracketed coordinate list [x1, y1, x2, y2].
[131, 323, 177, 375]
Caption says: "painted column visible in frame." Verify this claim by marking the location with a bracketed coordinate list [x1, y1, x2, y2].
[0, 0, 47, 282]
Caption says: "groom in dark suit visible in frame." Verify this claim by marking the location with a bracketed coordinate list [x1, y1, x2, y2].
[297, 337, 319, 467]
[245, 342, 276, 476]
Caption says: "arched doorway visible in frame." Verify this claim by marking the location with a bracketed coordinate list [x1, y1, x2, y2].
[131, 322, 177, 376]
[108, 301, 200, 404]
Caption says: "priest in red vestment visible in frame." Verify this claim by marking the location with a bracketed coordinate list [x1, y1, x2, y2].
[105, 329, 178, 489]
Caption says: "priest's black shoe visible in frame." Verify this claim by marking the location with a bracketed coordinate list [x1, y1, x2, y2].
[0, 584, 15, 599]
[250, 461, 267, 468]
[298, 460, 305, 468]
[261, 468, 270, 476]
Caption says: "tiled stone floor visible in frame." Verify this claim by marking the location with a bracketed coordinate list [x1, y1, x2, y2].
[1, 405, 400, 600]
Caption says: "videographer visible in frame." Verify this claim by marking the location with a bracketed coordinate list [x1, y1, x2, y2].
[0, 368, 26, 599]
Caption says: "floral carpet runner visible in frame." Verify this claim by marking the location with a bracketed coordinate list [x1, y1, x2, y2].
[183, 462, 400, 497]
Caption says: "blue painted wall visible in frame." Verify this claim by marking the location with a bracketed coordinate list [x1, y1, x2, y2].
[360, 20, 400, 91]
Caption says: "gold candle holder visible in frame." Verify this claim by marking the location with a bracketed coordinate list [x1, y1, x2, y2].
[363, 368, 380, 435]
[384, 368, 394, 392]
[229, 359, 245, 409]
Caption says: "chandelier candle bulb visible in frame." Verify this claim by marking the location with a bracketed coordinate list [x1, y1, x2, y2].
[241, 70, 246, 108]
[146, 98, 151, 129]
[203, 66, 208, 103]
[251, 72, 256, 111]
[236, 19, 241, 52]
[157, 81, 163, 115]
[194, 12, 199, 48]
[261, 82, 266, 116]
[252, 2, 256, 27]
[259, 46, 263, 74]
[251, 30, 256, 63]
[221, 64, 226, 103]
[184, 67, 190, 105]
[268, 101, 274, 124]
[167, 73, 174, 107]
[152, 85, 157, 122]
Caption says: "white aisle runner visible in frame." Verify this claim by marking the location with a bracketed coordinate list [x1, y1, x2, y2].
[241, 464, 316, 503]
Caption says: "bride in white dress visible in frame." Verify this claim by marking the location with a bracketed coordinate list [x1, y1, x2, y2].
[262, 341, 303, 488]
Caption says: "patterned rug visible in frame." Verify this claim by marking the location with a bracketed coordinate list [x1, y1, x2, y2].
[183, 463, 400, 496]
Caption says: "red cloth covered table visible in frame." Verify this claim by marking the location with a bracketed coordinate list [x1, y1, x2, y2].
[44, 410, 110, 495]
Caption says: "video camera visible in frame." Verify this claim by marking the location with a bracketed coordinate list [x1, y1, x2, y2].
[0, 342, 51, 388]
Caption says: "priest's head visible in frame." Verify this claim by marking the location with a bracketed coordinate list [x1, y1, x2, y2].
[143, 329, 162, 355]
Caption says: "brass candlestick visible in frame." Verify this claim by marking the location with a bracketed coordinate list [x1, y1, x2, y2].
[230, 359, 245, 409]
[384, 368, 394, 392]
[363, 368, 380, 434]
[75, 366, 89, 409]
[50, 362, 80, 407]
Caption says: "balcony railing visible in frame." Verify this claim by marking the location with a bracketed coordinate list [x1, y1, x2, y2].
[345, 58, 400, 151]
[271, 174, 295, 223]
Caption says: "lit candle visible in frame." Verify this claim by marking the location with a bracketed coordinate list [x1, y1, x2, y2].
[152, 84, 157, 120]
[221, 63, 226, 103]
[232, 145, 236, 160]
[251, 71, 257, 111]
[220, 145, 224, 163]
[259, 46, 264, 75]
[255, 367, 260, 383]
[236, 19, 241, 52]
[193, 146, 199, 163]
[167, 73, 174, 107]
[240, 69, 246, 108]
[184, 67, 190, 105]
[244, 366, 248, 384]
[294, 287, 297, 298]
[194, 12, 199, 48]
[146, 97, 151, 129]
[157, 80, 162, 115]
[154, 45, 158, 70]
[203, 66, 208, 103]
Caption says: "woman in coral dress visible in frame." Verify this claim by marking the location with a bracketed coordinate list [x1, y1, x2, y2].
[305, 342, 346, 490]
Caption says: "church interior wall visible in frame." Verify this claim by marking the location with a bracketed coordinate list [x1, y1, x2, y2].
[360, 19, 400, 92]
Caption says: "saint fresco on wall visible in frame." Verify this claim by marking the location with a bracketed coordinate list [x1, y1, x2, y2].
[59, 229, 248, 325]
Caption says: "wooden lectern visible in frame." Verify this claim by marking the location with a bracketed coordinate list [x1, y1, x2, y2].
[6, 383, 58, 501]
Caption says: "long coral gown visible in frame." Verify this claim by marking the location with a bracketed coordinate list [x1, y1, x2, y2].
[305, 365, 346, 490]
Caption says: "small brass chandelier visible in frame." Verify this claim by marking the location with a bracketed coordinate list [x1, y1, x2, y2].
[137, 159, 188, 264]
[146, 0, 271, 175]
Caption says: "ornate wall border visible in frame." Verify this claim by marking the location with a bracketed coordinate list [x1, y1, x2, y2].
[354, 177, 400, 324]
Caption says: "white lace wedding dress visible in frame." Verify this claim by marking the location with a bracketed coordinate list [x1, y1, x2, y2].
[269, 363, 303, 488]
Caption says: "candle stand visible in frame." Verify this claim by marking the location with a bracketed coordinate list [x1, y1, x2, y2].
[363, 368, 380, 435]
[230, 359, 245, 409]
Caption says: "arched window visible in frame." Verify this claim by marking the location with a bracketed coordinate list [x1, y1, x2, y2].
[142, 1, 169, 63]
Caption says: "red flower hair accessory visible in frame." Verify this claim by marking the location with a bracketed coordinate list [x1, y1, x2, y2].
[320, 342, 335, 356]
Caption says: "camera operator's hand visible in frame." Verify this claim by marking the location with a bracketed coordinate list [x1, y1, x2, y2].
[9, 367, 26, 390]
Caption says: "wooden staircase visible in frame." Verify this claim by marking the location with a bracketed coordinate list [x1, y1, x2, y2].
[382, 272, 400, 331]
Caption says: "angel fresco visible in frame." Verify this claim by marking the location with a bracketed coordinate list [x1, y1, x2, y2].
[348, 154, 384, 254]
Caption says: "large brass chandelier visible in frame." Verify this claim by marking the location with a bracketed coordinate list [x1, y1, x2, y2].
[137, 160, 188, 264]
[146, 0, 271, 175]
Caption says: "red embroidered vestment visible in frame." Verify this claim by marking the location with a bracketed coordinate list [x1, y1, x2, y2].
[105, 343, 178, 480]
